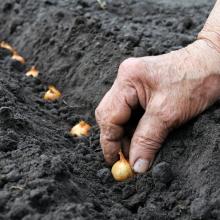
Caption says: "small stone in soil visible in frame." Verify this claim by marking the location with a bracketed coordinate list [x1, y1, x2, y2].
[6, 170, 21, 182]
[152, 162, 174, 184]
[96, 168, 112, 183]
[0, 106, 13, 121]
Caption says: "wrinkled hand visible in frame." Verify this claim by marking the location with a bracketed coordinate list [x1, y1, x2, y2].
[95, 39, 220, 173]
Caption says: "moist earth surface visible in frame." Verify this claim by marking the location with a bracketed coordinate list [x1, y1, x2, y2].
[0, 0, 219, 219]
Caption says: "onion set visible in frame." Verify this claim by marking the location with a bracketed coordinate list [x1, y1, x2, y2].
[43, 85, 61, 101]
[12, 51, 25, 64]
[26, 66, 39, 77]
[0, 41, 14, 53]
[70, 121, 91, 137]
[111, 151, 134, 181]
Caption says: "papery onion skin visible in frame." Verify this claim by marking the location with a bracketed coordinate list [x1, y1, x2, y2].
[0, 41, 15, 53]
[111, 151, 134, 181]
[11, 52, 25, 64]
[70, 121, 91, 137]
[43, 85, 61, 101]
[26, 66, 39, 77]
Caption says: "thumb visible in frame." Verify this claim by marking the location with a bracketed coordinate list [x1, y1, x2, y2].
[129, 112, 168, 173]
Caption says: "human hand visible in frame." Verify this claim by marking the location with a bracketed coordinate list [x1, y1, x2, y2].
[95, 39, 220, 173]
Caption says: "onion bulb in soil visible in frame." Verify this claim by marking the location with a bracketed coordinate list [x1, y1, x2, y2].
[70, 121, 91, 137]
[43, 85, 61, 101]
[111, 151, 134, 181]
[11, 51, 25, 64]
[0, 41, 14, 53]
[26, 66, 39, 77]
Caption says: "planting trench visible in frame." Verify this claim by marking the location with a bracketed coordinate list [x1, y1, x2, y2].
[0, 0, 219, 219]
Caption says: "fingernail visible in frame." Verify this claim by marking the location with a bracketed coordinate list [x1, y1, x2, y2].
[133, 159, 150, 173]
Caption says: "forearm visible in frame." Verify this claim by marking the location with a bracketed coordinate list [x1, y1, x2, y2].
[198, 0, 220, 50]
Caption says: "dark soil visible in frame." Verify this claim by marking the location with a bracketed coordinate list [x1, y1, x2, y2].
[0, 0, 219, 219]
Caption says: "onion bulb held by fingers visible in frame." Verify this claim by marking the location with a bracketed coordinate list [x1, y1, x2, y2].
[111, 151, 134, 181]
[43, 85, 61, 101]
[70, 121, 91, 137]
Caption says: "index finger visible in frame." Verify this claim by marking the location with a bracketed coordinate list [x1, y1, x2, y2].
[95, 79, 138, 165]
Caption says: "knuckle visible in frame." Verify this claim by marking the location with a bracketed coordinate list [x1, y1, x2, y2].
[95, 106, 102, 122]
[119, 57, 137, 69]
[118, 57, 140, 78]
[100, 125, 123, 141]
[149, 94, 183, 128]
[158, 108, 181, 128]
[133, 135, 161, 151]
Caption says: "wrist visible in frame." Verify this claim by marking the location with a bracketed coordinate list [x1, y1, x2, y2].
[192, 39, 220, 76]
[191, 39, 220, 104]
[198, 29, 220, 53]
[197, 0, 220, 52]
